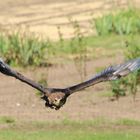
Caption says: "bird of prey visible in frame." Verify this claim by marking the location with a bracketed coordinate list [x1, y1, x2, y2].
[0, 57, 140, 110]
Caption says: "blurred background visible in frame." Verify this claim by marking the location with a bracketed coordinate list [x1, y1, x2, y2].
[0, 0, 140, 139]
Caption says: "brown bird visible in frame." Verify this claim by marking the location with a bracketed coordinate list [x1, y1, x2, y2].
[0, 58, 140, 110]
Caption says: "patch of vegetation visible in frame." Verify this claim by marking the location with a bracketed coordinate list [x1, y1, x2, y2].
[0, 130, 139, 140]
[0, 118, 140, 140]
[0, 29, 49, 67]
[116, 118, 140, 126]
[0, 116, 15, 124]
[51, 34, 126, 59]
[61, 117, 109, 127]
[94, 9, 140, 36]
[111, 36, 140, 99]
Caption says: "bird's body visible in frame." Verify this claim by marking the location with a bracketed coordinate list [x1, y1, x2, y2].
[0, 57, 140, 110]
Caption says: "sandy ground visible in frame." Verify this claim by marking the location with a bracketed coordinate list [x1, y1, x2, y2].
[0, 0, 114, 40]
[0, 0, 100, 40]
[0, 57, 140, 122]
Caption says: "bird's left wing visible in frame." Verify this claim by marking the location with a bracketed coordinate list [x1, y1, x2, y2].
[113, 58, 140, 76]
[66, 57, 140, 94]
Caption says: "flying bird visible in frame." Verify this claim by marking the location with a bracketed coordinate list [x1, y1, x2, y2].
[0, 57, 140, 110]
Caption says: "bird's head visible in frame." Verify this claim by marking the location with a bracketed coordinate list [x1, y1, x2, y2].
[41, 89, 70, 110]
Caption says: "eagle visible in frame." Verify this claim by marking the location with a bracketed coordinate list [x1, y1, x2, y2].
[0, 57, 140, 110]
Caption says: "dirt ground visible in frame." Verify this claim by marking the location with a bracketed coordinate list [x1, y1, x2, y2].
[0, 57, 140, 122]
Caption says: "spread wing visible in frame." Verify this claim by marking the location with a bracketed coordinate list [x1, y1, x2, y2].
[1, 57, 140, 110]
[66, 58, 140, 94]
[1, 57, 140, 95]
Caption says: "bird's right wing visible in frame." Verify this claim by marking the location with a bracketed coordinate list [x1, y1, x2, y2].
[0, 58, 48, 94]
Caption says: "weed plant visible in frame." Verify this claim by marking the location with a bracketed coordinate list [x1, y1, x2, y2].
[94, 9, 140, 36]
[68, 17, 88, 81]
[0, 29, 48, 67]
[111, 37, 140, 100]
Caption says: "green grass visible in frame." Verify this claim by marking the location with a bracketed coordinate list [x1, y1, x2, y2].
[50, 34, 140, 59]
[116, 118, 140, 126]
[0, 118, 140, 140]
[0, 116, 15, 124]
[0, 130, 139, 140]
[51, 34, 124, 54]
[94, 9, 140, 36]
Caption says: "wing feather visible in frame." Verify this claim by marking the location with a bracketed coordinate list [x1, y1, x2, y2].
[113, 58, 140, 76]
[95, 58, 140, 81]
